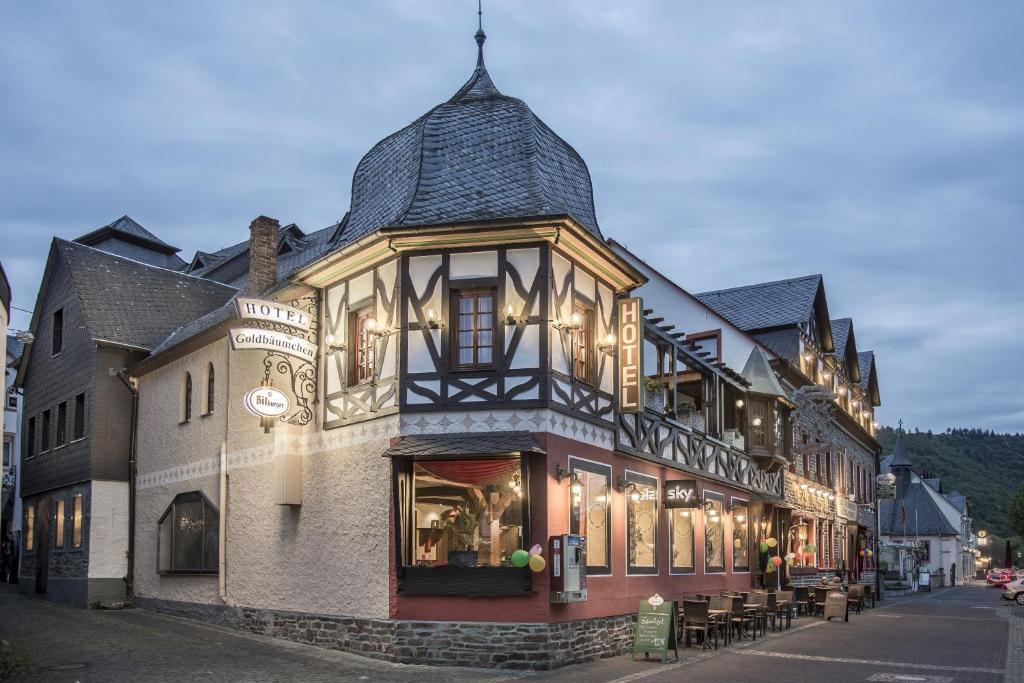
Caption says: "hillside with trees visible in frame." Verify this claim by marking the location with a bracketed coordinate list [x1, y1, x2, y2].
[876, 427, 1024, 555]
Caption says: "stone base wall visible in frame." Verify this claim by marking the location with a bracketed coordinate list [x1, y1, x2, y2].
[137, 597, 636, 670]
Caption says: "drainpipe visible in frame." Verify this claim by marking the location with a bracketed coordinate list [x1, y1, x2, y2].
[116, 370, 139, 601]
[219, 442, 227, 600]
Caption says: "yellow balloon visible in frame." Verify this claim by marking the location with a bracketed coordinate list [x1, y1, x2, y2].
[528, 554, 546, 573]
[766, 538, 777, 548]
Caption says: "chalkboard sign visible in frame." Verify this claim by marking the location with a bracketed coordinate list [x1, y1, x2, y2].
[823, 591, 848, 622]
[632, 596, 678, 662]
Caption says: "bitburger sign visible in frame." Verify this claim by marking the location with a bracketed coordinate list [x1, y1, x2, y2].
[244, 386, 290, 418]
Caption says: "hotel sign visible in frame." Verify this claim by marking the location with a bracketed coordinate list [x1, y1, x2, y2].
[229, 328, 317, 362]
[617, 297, 644, 413]
[243, 386, 290, 418]
[664, 479, 699, 508]
[236, 297, 311, 331]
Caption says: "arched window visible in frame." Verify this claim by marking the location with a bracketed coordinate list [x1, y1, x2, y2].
[203, 363, 215, 415]
[181, 373, 192, 423]
[157, 491, 219, 574]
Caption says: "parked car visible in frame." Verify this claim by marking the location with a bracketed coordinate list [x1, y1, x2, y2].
[987, 569, 1012, 586]
[1001, 577, 1024, 605]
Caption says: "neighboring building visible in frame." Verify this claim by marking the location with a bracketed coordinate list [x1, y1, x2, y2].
[14, 221, 236, 606]
[121, 29, 882, 670]
[5, 332, 26, 578]
[879, 429, 975, 586]
[1, 263, 12, 574]
[610, 246, 883, 588]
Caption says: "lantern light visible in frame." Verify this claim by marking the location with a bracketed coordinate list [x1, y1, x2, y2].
[735, 399, 745, 409]
[570, 311, 583, 328]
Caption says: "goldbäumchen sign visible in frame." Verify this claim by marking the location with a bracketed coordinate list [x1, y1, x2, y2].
[229, 328, 316, 362]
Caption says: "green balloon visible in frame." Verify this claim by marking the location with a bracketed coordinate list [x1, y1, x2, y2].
[759, 542, 769, 553]
[805, 544, 816, 553]
[511, 550, 530, 568]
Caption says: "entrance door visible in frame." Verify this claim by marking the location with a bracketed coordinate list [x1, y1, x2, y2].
[34, 499, 49, 594]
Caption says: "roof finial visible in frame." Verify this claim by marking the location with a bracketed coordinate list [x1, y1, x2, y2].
[475, 0, 486, 68]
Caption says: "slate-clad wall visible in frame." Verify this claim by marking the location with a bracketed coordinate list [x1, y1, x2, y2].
[20, 482, 92, 607]
[90, 346, 142, 482]
[21, 256, 97, 496]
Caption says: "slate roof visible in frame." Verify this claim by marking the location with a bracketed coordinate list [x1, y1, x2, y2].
[6, 334, 25, 365]
[338, 39, 601, 243]
[741, 346, 788, 399]
[383, 431, 545, 458]
[831, 318, 851, 355]
[752, 329, 800, 364]
[75, 215, 181, 255]
[57, 239, 237, 350]
[696, 275, 823, 333]
[879, 483, 960, 536]
[889, 429, 913, 468]
[858, 351, 874, 389]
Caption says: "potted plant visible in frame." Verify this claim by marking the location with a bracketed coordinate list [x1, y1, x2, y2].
[443, 495, 484, 567]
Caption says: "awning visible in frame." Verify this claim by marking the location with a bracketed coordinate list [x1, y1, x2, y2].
[383, 431, 545, 459]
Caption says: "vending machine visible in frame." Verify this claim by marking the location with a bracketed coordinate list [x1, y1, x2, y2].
[549, 534, 587, 603]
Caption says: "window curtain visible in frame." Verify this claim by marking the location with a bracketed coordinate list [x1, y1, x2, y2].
[417, 459, 519, 486]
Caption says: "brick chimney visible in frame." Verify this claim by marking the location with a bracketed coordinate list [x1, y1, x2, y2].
[248, 215, 279, 294]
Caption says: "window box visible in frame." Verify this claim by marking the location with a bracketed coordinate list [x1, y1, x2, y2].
[397, 566, 531, 596]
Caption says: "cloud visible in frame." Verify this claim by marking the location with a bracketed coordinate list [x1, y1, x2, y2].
[1, 0, 1021, 432]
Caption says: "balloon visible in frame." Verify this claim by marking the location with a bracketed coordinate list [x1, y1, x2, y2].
[759, 542, 770, 553]
[529, 544, 543, 556]
[766, 538, 778, 548]
[785, 552, 796, 561]
[858, 550, 866, 557]
[528, 554, 546, 573]
[765, 563, 775, 573]
[511, 550, 530, 568]
[866, 550, 873, 558]
[771, 556, 783, 567]
[805, 544, 816, 553]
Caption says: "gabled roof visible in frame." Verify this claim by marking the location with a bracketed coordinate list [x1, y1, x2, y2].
[6, 334, 25, 365]
[858, 350, 880, 406]
[741, 347, 789, 400]
[337, 36, 601, 244]
[55, 239, 237, 350]
[752, 329, 800, 364]
[74, 215, 181, 255]
[879, 483, 960, 536]
[889, 428, 913, 468]
[696, 274, 833, 351]
[830, 318, 861, 383]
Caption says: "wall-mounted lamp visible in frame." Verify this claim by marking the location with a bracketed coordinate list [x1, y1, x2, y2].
[425, 309, 444, 329]
[570, 311, 583, 329]
[837, 386, 848, 396]
[556, 465, 583, 496]
[734, 399, 745, 409]
[822, 371, 832, 381]
[597, 332, 617, 355]
[802, 351, 814, 362]
[751, 416, 763, 427]
[503, 303, 519, 326]
[323, 333, 346, 353]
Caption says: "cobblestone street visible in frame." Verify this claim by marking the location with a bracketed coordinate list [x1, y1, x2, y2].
[1, 583, 1019, 682]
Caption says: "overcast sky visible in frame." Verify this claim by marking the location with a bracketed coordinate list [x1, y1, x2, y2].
[2, 1, 1022, 433]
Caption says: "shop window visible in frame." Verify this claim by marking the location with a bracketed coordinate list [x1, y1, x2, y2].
[73, 393, 85, 440]
[54, 498, 65, 548]
[56, 401, 67, 447]
[25, 506, 34, 551]
[569, 458, 611, 575]
[52, 308, 63, 355]
[452, 289, 495, 369]
[41, 409, 51, 452]
[572, 303, 592, 384]
[731, 499, 749, 572]
[670, 507, 695, 574]
[625, 472, 657, 574]
[349, 307, 376, 385]
[157, 491, 219, 574]
[410, 458, 524, 568]
[703, 492, 725, 573]
[749, 399, 768, 449]
[72, 494, 83, 547]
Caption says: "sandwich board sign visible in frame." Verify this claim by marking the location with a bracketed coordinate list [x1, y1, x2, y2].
[632, 594, 678, 662]
[823, 592, 849, 622]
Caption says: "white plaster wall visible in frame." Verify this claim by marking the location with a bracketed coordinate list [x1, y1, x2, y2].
[88, 480, 129, 578]
[135, 332, 394, 619]
[611, 243, 774, 372]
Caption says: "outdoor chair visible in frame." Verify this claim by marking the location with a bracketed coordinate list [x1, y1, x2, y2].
[813, 587, 831, 616]
[747, 592, 770, 636]
[682, 600, 718, 650]
[729, 596, 757, 641]
[774, 590, 793, 629]
[862, 583, 876, 608]
[794, 587, 813, 616]
[847, 584, 864, 615]
[707, 596, 733, 645]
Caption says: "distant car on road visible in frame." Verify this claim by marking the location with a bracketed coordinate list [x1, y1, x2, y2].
[1001, 577, 1024, 605]
[987, 569, 1012, 586]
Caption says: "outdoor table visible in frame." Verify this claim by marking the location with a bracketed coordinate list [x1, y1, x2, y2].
[744, 604, 768, 637]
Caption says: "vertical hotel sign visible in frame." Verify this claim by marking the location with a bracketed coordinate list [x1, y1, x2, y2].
[617, 297, 644, 413]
